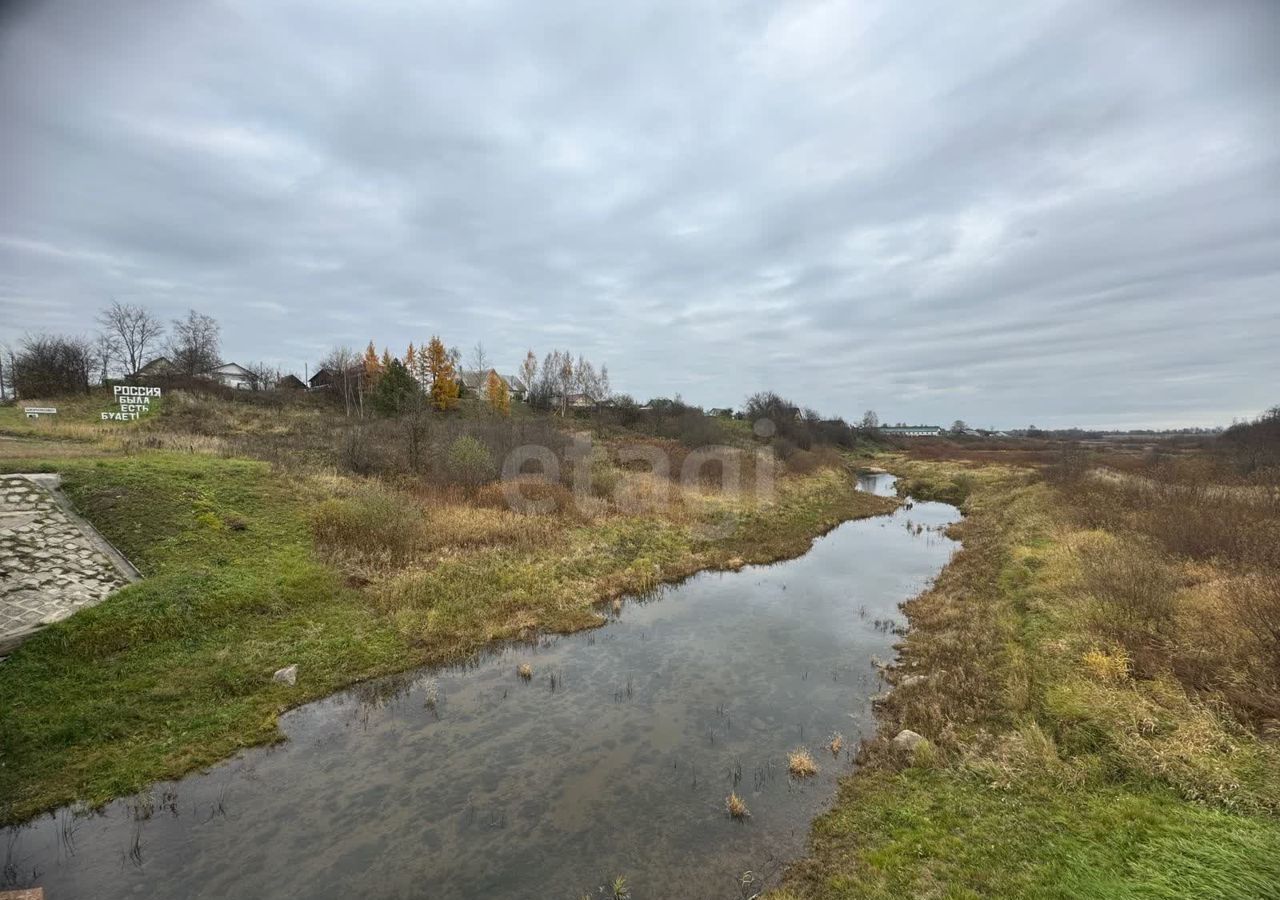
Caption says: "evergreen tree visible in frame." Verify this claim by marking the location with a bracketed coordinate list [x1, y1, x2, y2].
[372, 358, 417, 415]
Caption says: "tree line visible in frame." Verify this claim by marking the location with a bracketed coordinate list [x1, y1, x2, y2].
[0, 298, 615, 412]
[316, 339, 611, 419]
[1, 303, 240, 399]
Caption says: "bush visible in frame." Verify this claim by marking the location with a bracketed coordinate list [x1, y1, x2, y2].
[311, 487, 423, 566]
[446, 436, 495, 488]
[1079, 537, 1178, 667]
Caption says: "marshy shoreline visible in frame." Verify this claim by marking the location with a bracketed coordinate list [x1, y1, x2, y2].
[0, 425, 897, 828]
[3, 470, 961, 899]
[771, 455, 1280, 899]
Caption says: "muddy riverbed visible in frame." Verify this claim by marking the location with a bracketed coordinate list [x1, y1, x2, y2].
[3, 474, 959, 899]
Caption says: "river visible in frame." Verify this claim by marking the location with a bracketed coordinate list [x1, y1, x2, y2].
[3, 473, 959, 899]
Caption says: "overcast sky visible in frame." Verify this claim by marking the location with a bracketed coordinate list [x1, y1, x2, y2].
[1, 0, 1277, 428]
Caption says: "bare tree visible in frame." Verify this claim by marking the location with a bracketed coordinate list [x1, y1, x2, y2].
[244, 361, 278, 391]
[554, 350, 574, 416]
[400, 382, 432, 471]
[575, 355, 599, 404]
[322, 346, 359, 416]
[93, 331, 119, 384]
[469, 341, 489, 374]
[860, 410, 879, 430]
[0, 342, 12, 400]
[169, 309, 221, 376]
[12, 334, 94, 397]
[97, 301, 164, 375]
[518, 350, 537, 400]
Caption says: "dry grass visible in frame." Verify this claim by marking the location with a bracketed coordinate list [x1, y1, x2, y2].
[726, 791, 750, 819]
[774, 454, 1280, 899]
[1081, 647, 1131, 683]
[310, 478, 566, 576]
[1060, 457, 1280, 726]
[828, 733, 844, 756]
[1076, 534, 1180, 672]
[517, 663, 533, 680]
[871, 457, 1280, 803]
[788, 748, 818, 778]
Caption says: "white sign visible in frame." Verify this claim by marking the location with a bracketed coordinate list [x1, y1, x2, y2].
[23, 407, 58, 416]
[102, 385, 162, 422]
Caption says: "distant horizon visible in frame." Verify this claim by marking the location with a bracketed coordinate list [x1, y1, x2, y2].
[2, 0, 1277, 432]
[2, 329, 1272, 434]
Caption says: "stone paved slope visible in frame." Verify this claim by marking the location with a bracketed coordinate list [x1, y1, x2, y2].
[0, 475, 131, 653]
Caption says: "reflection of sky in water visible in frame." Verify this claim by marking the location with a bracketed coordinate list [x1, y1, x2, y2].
[5, 476, 959, 900]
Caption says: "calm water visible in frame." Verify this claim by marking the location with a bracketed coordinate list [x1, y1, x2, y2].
[4, 474, 959, 899]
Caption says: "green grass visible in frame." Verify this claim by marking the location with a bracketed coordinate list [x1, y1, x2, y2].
[0, 454, 412, 823]
[785, 768, 1280, 900]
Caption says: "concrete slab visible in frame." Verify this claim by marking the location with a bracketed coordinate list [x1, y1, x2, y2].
[0, 474, 138, 655]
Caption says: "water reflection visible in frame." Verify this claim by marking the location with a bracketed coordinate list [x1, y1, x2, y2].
[4, 474, 959, 899]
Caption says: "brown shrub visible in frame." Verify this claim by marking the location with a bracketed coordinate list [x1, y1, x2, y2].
[311, 485, 425, 567]
[472, 477, 578, 515]
[1078, 538, 1179, 671]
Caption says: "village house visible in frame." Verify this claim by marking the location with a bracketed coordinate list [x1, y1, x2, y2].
[129, 357, 257, 390]
[459, 369, 527, 401]
[129, 356, 175, 381]
[276, 374, 306, 391]
[879, 425, 944, 437]
[205, 362, 255, 390]
[308, 367, 336, 390]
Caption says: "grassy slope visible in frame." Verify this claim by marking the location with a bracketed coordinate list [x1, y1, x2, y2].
[0, 455, 411, 823]
[773, 461, 1280, 900]
[0, 452, 892, 824]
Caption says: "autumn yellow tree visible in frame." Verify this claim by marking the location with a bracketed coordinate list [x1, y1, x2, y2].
[404, 342, 417, 380]
[425, 335, 459, 411]
[361, 341, 382, 388]
[485, 370, 510, 416]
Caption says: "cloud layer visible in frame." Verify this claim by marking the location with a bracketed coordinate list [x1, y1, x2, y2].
[2, 0, 1277, 427]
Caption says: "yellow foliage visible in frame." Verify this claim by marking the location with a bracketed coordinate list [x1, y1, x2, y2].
[425, 336, 459, 411]
[485, 370, 510, 416]
[361, 340, 382, 388]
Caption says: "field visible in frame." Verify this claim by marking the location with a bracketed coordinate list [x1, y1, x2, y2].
[772, 443, 1280, 898]
[0, 393, 894, 824]
[6, 391, 1278, 898]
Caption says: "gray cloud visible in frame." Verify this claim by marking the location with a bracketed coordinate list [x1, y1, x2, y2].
[2, 0, 1277, 427]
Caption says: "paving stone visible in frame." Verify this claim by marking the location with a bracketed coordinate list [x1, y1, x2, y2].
[0, 475, 129, 649]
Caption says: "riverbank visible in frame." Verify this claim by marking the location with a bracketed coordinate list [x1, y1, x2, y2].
[0, 450, 894, 826]
[1, 470, 950, 899]
[772, 459, 1280, 898]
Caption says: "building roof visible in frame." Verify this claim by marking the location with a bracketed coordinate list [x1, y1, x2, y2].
[207, 362, 251, 377]
[133, 356, 173, 376]
[881, 425, 943, 434]
[277, 374, 306, 389]
[459, 368, 508, 392]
